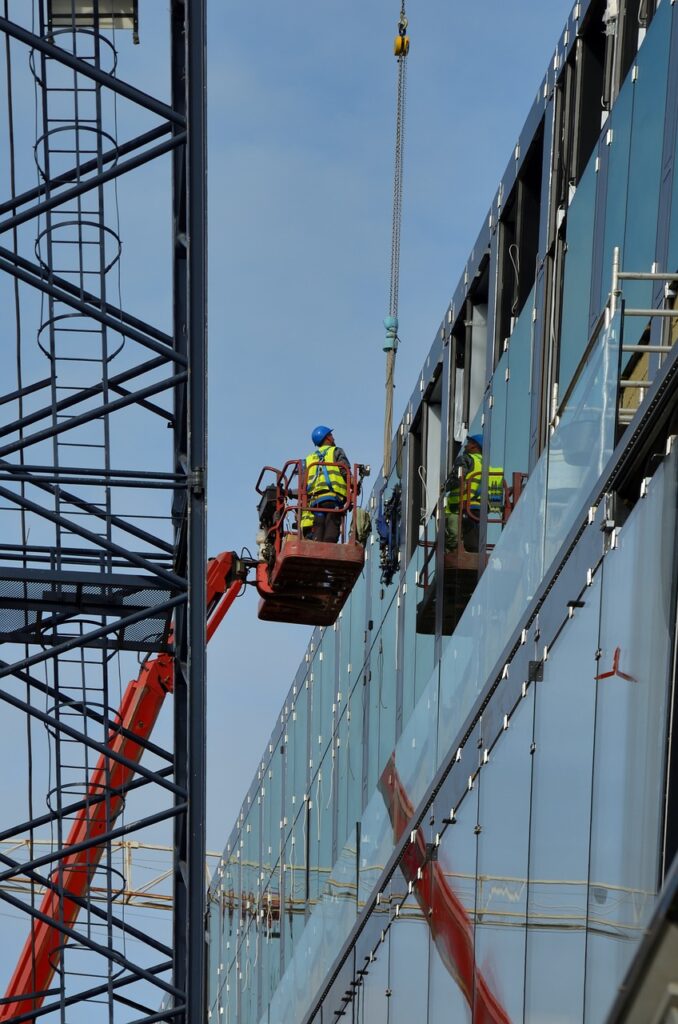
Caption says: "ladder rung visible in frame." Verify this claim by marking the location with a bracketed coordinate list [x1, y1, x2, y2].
[624, 308, 678, 318]
[622, 344, 673, 353]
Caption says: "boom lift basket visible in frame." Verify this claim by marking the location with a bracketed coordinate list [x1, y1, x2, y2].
[255, 459, 368, 626]
[416, 470, 526, 635]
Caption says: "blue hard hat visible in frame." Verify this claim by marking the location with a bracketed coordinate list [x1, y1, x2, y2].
[312, 424, 333, 446]
[467, 433, 483, 448]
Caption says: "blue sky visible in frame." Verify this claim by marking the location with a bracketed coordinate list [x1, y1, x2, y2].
[205, 0, 575, 848]
[0, 0, 576, 995]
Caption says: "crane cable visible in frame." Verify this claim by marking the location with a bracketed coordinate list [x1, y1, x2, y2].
[383, 3, 409, 478]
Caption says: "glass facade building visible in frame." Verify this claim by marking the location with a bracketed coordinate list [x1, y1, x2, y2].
[208, 1, 678, 1021]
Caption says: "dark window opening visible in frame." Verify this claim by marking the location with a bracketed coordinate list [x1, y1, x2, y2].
[495, 129, 544, 352]
[614, 0, 658, 99]
[571, 0, 607, 183]
[406, 370, 443, 559]
[463, 258, 489, 422]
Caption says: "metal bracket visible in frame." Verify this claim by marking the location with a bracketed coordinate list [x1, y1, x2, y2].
[189, 467, 205, 495]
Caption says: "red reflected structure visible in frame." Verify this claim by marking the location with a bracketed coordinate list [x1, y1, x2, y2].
[379, 755, 512, 1024]
[255, 459, 369, 626]
[1, 551, 246, 1021]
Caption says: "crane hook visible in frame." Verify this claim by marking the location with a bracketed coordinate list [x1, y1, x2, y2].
[394, 6, 410, 57]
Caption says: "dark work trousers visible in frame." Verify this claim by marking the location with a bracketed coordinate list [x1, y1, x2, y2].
[311, 507, 342, 543]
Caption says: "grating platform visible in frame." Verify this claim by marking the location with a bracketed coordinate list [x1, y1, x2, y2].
[257, 538, 365, 626]
[0, 567, 177, 652]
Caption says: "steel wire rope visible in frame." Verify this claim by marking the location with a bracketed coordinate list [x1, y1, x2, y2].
[383, 2, 408, 477]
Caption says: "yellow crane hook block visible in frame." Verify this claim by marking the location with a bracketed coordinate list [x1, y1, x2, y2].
[394, 34, 410, 57]
[394, 13, 409, 56]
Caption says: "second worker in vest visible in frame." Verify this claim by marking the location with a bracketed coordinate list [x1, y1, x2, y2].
[444, 433, 484, 553]
[303, 425, 351, 543]
[444, 434, 504, 553]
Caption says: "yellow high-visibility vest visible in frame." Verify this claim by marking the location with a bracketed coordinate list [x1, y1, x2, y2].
[445, 453, 504, 513]
[305, 445, 348, 507]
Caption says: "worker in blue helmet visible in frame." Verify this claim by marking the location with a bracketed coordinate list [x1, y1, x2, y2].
[303, 426, 351, 542]
[444, 433, 484, 553]
[444, 433, 505, 553]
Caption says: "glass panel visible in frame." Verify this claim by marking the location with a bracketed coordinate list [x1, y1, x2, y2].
[401, 556, 419, 724]
[356, 930, 390, 1023]
[239, 916, 259, 1024]
[524, 574, 601, 1023]
[488, 346, 509, 549]
[284, 806, 306, 972]
[559, 153, 598, 395]
[310, 632, 335, 773]
[504, 288, 534, 486]
[427, 782, 479, 1023]
[475, 686, 534, 1022]
[336, 703, 349, 850]
[346, 674, 365, 832]
[438, 450, 547, 759]
[376, 594, 398, 783]
[544, 310, 620, 571]
[599, 79, 634, 313]
[621, 0, 672, 346]
[391, 663, 439, 811]
[669, 68, 678, 270]
[388, 892, 430, 1022]
[291, 678, 309, 810]
[585, 446, 677, 1021]
[349, 557, 368, 680]
[312, 747, 334, 910]
[358, 789, 393, 913]
[409, 506, 440, 676]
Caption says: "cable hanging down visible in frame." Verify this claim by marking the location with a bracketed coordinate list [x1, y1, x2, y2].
[383, 2, 409, 478]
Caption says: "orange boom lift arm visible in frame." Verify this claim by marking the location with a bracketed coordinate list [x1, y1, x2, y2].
[1, 551, 248, 1022]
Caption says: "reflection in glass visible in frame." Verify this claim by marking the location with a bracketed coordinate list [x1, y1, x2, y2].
[475, 687, 534, 1022]
[427, 783, 478, 1023]
[524, 575, 600, 1023]
[545, 310, 620, 571]
[504, 290, 534, 486]
[356, 930, 390, 1023]
[585, 446, 677, 1021]
[558, 154, 598, 395]
[621, 0, 672, 347]
[599, 82, 633, 314]
[488, 346, 509, 549]
[388, 894, 430, 1023]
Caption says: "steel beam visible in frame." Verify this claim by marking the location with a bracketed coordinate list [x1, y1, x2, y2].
[0, 884, 182, 999]
[0, 594, 185, 679]
[0, 244, 173, 346]
[0, 122, 172, 216]
[0, 355, 171, 440]
[0, 370, 187, 459]
[0, 849, 172, 957]
[0, 131, 186, 236]
[0, 462, 176, 555]
[0, 483, 181, 582]
[0, 669, 182, 795]
[0, 16, 184, 126]
[0, 960, 173, 1024]
[0, 766, 174, 844]
[0, 249, 184, 364]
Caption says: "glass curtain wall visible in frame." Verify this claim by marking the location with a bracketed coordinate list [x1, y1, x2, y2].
[207, 8, 678, 1020]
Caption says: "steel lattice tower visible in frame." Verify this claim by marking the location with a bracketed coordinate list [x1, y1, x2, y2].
[0, 1, 207, 1021]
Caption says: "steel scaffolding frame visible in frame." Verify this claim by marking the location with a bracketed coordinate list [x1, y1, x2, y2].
[0, 1, 207, 1021]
